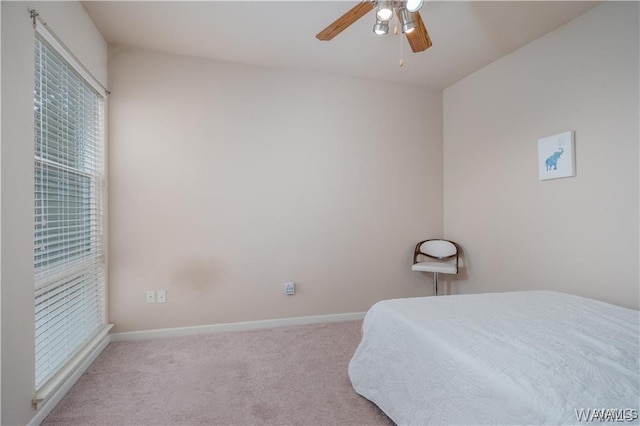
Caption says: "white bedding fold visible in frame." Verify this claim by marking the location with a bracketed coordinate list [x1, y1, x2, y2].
[348, 291, 639, 425]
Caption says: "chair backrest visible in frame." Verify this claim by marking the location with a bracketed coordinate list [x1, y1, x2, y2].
[415, 239, 458, 261]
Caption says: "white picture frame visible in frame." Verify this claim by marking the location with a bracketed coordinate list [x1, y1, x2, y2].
[538, 131, 575, 181]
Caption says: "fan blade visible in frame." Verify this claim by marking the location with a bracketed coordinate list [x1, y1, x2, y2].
[316, 1, 374, 41]
[405, 11, 432, 52]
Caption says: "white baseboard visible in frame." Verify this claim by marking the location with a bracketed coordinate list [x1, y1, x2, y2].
[110, 312, 366, 342]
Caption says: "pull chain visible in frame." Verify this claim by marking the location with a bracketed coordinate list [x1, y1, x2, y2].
[398, 20, 404, 67]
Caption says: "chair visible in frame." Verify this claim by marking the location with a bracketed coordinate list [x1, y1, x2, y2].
[412, 239, 459, 296]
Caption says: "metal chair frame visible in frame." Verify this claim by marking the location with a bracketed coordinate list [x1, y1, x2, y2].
[412, 239, 459, 296]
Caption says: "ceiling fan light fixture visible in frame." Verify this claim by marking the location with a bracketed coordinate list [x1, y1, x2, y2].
[399, 7, 417, 33]
[376, 0, 394, 21]
[405, 0, 424, 13]
[373, 19, 389, 35]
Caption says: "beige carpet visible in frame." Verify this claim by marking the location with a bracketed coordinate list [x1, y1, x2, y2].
[42, 320, 393, 426]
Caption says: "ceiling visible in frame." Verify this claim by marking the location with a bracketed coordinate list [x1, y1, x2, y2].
[82, 1, 601, 90]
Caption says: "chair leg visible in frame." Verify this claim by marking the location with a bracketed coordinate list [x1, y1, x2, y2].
[433, 272, 439, 296]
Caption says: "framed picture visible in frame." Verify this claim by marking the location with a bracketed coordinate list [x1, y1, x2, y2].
[538, 131, 575, 180]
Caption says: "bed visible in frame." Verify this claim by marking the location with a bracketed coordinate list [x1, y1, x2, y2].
[348, 291, 639, 425]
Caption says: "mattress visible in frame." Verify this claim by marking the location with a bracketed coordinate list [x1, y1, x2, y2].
[348, 291, 639, 425]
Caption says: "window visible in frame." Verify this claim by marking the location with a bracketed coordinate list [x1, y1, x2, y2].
[33, 32, 106, 390]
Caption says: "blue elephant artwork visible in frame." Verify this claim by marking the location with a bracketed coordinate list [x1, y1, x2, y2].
[545, 147, 564, 171]
[538, 131, 575, 180]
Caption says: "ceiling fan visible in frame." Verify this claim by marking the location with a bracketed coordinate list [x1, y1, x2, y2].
[316, 0, 432, 53]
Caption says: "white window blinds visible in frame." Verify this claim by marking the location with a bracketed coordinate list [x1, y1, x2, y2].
[34, 31, 106, 390]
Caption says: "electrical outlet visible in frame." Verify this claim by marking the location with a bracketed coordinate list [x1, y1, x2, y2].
[284, 282, 295, 296]
[157, 289, 166, 303]
[146, 290, 155, 304]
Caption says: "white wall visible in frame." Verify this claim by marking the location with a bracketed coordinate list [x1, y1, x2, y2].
[108, 47, 443, 332]
[443, 2, 639, 308]
[0, 2, 107, 424]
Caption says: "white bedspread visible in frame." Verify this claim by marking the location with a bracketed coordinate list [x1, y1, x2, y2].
[348, 291, 639, 425]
